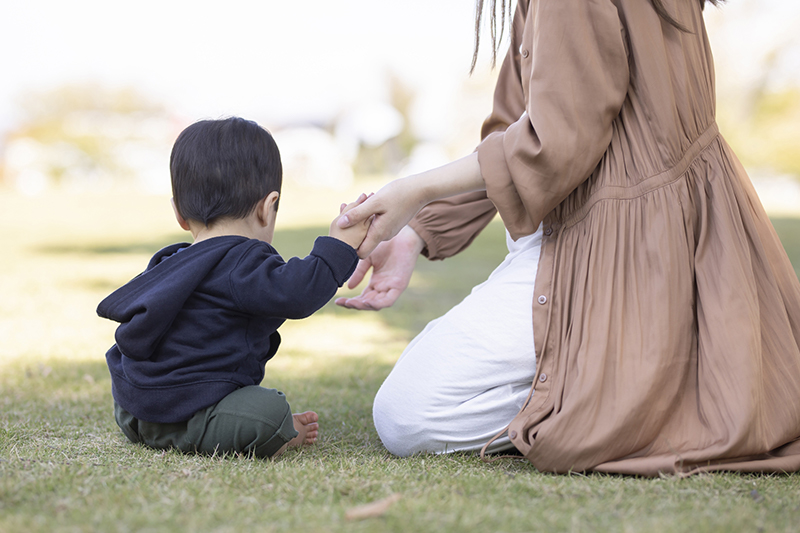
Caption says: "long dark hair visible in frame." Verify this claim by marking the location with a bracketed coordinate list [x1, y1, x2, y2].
[651, 0, 725, 31]
[470, 0, 509, 74]
[471, 0, 726, 73]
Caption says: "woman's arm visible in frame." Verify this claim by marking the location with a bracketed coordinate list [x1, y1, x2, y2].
[338, 0, 628, 309]
[338, 152, 485, 258]
[395, 0, 527, 263]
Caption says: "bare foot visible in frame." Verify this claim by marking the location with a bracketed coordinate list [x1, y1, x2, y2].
[289, 411, 319, 446]
[272, 411, 319, 459]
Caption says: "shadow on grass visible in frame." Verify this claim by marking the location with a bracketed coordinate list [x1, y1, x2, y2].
[33, 215, 800, 343]
[35, 233, 189, 256]
[0, 353, 395, 452]
[35, 221, 510, 338]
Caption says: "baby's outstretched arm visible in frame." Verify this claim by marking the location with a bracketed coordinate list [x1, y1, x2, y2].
[330, 194, 372, 250]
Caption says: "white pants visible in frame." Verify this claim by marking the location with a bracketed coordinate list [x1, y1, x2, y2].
[373, 227, 543, 456]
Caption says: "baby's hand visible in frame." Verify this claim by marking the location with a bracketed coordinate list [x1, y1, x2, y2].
[330, 194, 372, 249]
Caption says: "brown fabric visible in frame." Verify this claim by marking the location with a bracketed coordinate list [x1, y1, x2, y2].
[410, 0, 800, 476]
[409, 191, 497, 260]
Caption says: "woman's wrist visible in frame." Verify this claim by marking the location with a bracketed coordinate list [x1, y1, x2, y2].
[408, 152, 485, 206]
[400, 174, 439, 211]
[396, 224, 426, 255]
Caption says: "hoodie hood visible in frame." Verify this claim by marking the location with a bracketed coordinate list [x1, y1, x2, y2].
[97, 237, 249, 361]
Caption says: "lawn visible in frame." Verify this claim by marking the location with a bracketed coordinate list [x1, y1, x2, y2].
[2, 186, 800, 533]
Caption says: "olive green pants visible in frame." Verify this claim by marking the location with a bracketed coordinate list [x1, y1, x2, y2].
[114, 386, 298, 458]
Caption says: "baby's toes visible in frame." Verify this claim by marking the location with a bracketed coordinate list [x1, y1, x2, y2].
[294, 411, 319, 425]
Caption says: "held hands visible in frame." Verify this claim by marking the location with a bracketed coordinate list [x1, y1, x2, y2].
[335, 178, 425, 258]
[331, 182, 427, 310]
[329, 193, 373, 250]
[330, 193, 424, 310]
[336, 153, 484, 259]
[333, 153, 484, 310]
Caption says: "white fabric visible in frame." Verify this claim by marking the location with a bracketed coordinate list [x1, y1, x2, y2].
[373, 226, 543, 456]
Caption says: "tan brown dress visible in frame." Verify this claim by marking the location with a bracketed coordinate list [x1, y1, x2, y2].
[408, 0, 800, 475]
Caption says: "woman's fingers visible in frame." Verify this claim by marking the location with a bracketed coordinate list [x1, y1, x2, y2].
[336, 288, 402, 310]
[337, 192, 384, 228]
[337, 208, 361, 228]
[362, 287, 402, 309]
[334, 296, 376, 310]
[335, 259, 372, 307]
[346, 258, 372, 290]
[356, 216, 396, 258]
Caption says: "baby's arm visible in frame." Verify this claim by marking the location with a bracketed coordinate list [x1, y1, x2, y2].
[330, 195, 372, 250]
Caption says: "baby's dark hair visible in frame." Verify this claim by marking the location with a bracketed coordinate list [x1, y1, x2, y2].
[170, 117, 282, 227]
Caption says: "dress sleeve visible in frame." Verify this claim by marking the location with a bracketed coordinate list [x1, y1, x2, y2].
[480, 0, 529, 139]
[477, 0, 629, 238]
[408, 1, 529, 261]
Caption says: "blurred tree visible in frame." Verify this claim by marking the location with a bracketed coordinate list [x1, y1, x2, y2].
[730, 89, 800, 177]
[389, 73, 418, 158]
[2, 84, 173, 194]
[351, 74, 416, 178]
[708, 0, 800, 178]
[720, 88, 800, 178]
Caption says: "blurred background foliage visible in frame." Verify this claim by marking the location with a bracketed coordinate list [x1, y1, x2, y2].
[719, 88, 800, 176]
[0, 0, 798, 199]
[4, 76, 798, 198]
[0, 72, 499, 196]
[2, 85, 172, 194]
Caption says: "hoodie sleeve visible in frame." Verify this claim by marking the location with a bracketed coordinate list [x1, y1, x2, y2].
[230, 237, 358, 319]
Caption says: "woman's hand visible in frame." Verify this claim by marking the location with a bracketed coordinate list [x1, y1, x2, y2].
[335, 225, 425, 310]
[337, 177, 425, 258]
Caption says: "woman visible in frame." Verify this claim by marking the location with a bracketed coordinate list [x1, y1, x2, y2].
[336, 0, 800, 475]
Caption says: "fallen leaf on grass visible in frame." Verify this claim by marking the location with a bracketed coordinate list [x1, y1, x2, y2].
[345, 494, 402, 520]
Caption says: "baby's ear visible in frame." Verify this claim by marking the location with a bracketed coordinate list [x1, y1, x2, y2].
[268, 191, 280, 212]
[257, 191, 280, 226]
[171, 198, 191, 231]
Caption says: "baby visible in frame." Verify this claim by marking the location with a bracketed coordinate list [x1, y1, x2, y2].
[97, 117, 369, 458]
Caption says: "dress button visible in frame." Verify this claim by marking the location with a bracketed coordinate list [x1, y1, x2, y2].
[509, 430, 517, 439]
[539, 373, 547, 383]
[521, 48, 529, 58]
[544, 227, 553, 236]
[538, 295, 547, 305]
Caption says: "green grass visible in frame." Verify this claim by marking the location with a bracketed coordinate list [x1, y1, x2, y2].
[2, 190, 800, 533]
[772, 217, 800, 280]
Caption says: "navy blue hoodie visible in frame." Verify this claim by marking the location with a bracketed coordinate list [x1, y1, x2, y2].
[97, 235, 358, 423]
